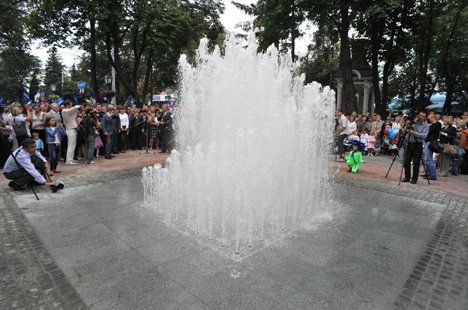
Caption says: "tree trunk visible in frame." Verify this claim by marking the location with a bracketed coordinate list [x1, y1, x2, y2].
[89, 15, 100, 102]
[290, 0, 296, 62]
[417, 0, 435, 111]
[370, 26, 382, 114]
[381, 58, 394, 112]
[339, 1, 356, 114]
[443, 80, 454, 115]
[142, 49, 154, 103]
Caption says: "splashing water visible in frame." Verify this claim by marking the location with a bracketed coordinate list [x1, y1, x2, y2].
[142, 35, 335, 260]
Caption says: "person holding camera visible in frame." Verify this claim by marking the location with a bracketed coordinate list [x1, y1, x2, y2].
[402, 112, 429, 184]
[3, 138, 63, 192]
[62, 100, 81, 165]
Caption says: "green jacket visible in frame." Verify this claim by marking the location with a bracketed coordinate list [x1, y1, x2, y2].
[345, 150, 364, 173]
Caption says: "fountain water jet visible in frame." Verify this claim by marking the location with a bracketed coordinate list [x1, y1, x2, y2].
[142, 35, 335, 260]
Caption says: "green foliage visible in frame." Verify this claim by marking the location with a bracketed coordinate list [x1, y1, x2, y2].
[44, 47, 64, 95]
[298, 28, 339, 86]
[0, 46, 40, 102]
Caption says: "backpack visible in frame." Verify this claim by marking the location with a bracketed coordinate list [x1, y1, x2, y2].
[13, 116, 27, 136]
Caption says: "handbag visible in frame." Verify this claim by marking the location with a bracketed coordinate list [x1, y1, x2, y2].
[428, 140, 444, 153]
[443, 144, 458, 155]
[12, 116, 27, 136]
[95, 135, 104, 148]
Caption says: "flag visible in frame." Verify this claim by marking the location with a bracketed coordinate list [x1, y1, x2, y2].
[130, 98, 135, 107]
[57, 97, 64, 105]
[73, 95, 78, 104]
[0, 98, 4, 105]
[23, 89, 32, 102]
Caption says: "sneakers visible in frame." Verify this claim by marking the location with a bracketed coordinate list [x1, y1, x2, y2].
[84, 161, 96, 165]
[66, 161, 78, 165]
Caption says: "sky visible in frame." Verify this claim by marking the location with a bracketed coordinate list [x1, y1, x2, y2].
[30, 0, 313, 69]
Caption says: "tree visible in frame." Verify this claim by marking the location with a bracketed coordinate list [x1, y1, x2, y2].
[44, 47, 64, 95]
[233, 0, 305, 61]
[298, 28, 339, 86]
[0, 47, 40, 102]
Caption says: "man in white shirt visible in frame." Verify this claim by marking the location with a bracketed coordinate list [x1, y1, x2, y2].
[61, 100, 81, 165]
[335, 109, 348, 160]
[3, 138, 63, 192]
[118, 106, 129, 152]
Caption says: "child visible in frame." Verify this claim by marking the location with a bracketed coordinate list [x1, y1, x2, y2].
[345, 140, 365, 173]
[374, 133, 381, 155]
[359, 129, 369, 155]
[367, 134, 376, 156]
[33, 132, 44, 154]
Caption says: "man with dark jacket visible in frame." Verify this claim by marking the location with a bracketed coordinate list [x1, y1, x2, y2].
[101, 105, 115, 159]
[402, 112, 429, 184]
[159, 103, 173, 153]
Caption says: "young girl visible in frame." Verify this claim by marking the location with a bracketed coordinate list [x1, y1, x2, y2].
[374, 133, 381, 155]
[359, 129, 370, 155]
[45, 118, 65, 174]
[367, 134, 376, 156]
[345, 140, 365, 173]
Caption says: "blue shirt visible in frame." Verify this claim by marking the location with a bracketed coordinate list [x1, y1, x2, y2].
[35, 138, 44, 150]
[409, 120, 429, 143]
[3, 147, 47, 184]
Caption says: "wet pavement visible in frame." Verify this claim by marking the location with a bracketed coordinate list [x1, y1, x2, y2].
[2, 167, 466, 310]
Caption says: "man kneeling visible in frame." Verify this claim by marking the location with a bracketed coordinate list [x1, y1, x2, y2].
[3, 138, 63, 192]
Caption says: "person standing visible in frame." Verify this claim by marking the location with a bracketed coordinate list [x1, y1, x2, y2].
[112, 108, 121, 154]
[12, 106, 29, 148]
[118, 106, 129, 152]
[128, 107, 138, 150]
[335, 109, 348, 160]
[159, 103, 173, 153]
[423, 114, 441, 180]
[29, 105, 46, 155]
[83, 110, 97, 165]
[402, 112, 429, 184]
[439, 116, 457, 177]
[102, 105, 115, 159]
[61, 100, 81, 165]
[45, 118, 65, 174]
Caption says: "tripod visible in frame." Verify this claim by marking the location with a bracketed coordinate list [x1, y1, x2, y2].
[385, 135, 430, 186]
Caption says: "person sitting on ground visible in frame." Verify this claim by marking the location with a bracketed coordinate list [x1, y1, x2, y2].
[345, 140, 365, 173]
[3, 138, 63, 192]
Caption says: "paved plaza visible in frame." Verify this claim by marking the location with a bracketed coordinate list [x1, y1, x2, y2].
[1, 155, 467, 309]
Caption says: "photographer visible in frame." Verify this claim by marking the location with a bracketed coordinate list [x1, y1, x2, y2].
[3, 138, 62, 192]
[402, 112, 429, 184]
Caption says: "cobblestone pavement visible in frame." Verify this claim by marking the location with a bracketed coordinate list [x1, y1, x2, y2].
[0, 167, 466, 309]
[337, 175, 468, 310]
[0, 194, 86, 309]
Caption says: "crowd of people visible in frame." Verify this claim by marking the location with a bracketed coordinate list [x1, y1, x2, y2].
[0, 99, 174, 190]
[335, 109, 468, 183]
